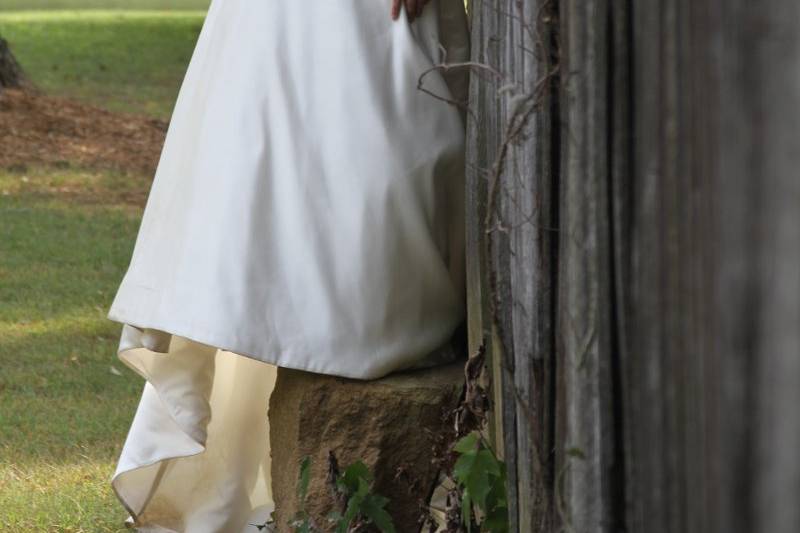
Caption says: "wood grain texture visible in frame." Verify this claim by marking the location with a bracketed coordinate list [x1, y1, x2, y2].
[465, 0, 558, 530]
[557, 0, 620, 530]
[466, 0, 800, 531]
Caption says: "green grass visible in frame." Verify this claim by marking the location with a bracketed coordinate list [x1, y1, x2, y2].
[0, 5, 205, 529]
[0, 10, 206, 118]
[0, 168, 145, 532]
[0, 0, 209, 11]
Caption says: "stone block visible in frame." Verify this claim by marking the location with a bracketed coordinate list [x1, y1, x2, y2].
[268, 361, 465, 532]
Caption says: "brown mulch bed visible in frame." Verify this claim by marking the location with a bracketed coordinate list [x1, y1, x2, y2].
[0, 88, 166, 175]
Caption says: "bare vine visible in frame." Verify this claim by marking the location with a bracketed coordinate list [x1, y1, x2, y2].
[414, 0, 561, 530]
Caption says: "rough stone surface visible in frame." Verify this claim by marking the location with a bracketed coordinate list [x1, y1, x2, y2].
[269, 360, 465, 533]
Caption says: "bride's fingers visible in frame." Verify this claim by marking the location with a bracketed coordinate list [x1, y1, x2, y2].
[405, 0, 418, 22]
[392, 0, 429, 23]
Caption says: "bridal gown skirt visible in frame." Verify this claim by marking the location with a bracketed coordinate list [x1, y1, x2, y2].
[106, 0, 470, 531]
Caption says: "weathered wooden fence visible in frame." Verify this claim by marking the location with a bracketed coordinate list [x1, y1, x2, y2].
[465, 0, 800, 531]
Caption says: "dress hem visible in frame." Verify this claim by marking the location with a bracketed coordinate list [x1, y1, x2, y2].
[110, 331, 277, 532]
[107, 307, 464, 381]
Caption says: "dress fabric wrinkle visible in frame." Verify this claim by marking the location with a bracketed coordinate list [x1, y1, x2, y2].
[106, 0, 470, 530]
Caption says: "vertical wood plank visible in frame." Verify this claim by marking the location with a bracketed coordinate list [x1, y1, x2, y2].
[500, 1, 558, 529]
[464, 1, 515, 525]
[464, 0, 505, 453]
[465, 0, 558, 530]
[557, 1, 620, 531]
[714, 2, 800, 532]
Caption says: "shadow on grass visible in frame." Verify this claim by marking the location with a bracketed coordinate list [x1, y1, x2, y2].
[0, 192, 145, 465]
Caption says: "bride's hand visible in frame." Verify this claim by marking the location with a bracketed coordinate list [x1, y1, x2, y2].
[391, 0, 432, 23]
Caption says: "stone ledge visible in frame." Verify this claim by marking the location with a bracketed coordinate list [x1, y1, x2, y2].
[269, 360, 465, 532]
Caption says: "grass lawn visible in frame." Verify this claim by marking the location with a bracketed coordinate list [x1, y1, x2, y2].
[0, 10, 206, 118]
[0, 4, 204, 531]
[0, 170, 144, 532]
[0, 0, 209, 13]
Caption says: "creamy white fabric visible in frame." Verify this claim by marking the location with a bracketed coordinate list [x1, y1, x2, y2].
[107, 0, 469, 531]
[113, 333, 275, 532]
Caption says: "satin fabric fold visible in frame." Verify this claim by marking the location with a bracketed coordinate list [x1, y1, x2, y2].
[107, 0, 470, 379]
[107, 0, 470, 530]
[112, 327, 275, 532]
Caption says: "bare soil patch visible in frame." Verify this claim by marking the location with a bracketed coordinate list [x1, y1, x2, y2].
[0, 88, 166, 175]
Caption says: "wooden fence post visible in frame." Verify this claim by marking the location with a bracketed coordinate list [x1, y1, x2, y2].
[465, 1, 559, 530]
[466, 1, 800, 532]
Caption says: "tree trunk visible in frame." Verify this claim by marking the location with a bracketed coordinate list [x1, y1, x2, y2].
[0, 36, 25, 90]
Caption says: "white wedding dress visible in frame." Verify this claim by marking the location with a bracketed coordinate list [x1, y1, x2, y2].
[106, 0, 470, 531]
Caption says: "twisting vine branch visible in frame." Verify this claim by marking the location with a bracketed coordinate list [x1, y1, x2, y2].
[414, 0, 562, 530]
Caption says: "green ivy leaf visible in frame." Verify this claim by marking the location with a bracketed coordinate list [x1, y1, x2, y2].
[453, 449, 477, 483]
[337, 460, 372, 494]
[478, 449, 502, 477]
[361, 493, 396, 533]
[461, 490, 473, 533]
[482, 509, 510, 533]
[454, 432, 480, 454]
[454, 451, 491, 512]
[336, 506, 353, 532]
[336, 477, 369, 533]
[452, 431, 510, 532]
[326, 460, 398, 533]
[485, 480, 507, 513]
